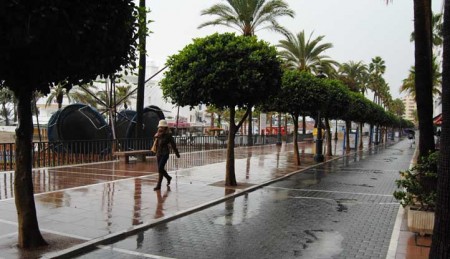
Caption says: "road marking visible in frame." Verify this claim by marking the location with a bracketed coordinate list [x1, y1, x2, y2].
[0, 232, 17, 240]
[0, 173, 159, 202]
[268, 186, 394, 197]
[98, 245, 176, 259]
[0, 218, 89, 241]
[288, 196, 399, 205]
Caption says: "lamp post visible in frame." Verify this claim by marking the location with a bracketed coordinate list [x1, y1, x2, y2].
[276, 112, 282, 146]
[314, 111, 324, 162]
[334, 120, 338, 141]
[314, 71, 326, 162]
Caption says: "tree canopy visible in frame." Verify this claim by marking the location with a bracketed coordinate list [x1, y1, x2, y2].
[0, 0, 138, 249]
[161, 32, 282, 185]
[161, 33, 282, 110]
[0, 0, 138, 94]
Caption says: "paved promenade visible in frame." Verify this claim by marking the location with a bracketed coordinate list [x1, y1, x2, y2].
[0, 138, 425, 258]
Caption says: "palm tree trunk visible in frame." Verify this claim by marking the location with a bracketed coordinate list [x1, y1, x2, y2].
[414, 0, 435, 159]
[430, 0, 450, 256]
[210, 112, 215, 128]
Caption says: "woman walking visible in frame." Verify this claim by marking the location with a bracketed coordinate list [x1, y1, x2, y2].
[152, 120, 180, 190]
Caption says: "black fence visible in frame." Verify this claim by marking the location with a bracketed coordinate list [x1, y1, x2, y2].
[0, 133, 311, 171]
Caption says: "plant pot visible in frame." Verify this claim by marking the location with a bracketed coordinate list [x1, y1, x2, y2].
[407, 206, 435, 236]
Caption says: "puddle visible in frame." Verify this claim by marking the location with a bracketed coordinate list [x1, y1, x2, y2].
[213, 195, 260, 226]
[335, 198, 358, 212]
[299, 230, 344, 258]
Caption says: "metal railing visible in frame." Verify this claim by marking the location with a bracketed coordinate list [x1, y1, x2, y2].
[0, 134, 306, 171]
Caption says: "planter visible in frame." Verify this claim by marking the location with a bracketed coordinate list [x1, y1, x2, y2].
[407, 206, 435, 236]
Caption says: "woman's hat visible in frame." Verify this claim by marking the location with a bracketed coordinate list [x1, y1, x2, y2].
[158, 120, 168, 128]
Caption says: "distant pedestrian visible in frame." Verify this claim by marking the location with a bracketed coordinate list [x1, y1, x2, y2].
[152, 120, 180, 191]
[406, 129, 415, 147]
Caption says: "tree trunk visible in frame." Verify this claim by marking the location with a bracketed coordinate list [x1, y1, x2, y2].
[292, 114, 300, 165]
[414, 0, 435, 159]
[225, 107, 237, 186]
[369, 124, 374, 145]
[375, 125, 379, 144]
[345, 120, 351, 152]
[14, 90, 47, 248]
[269, 112, 273, 134]
[284, 113, 288, 139]
[325, 118, 332, 156]
[359, 122, 364, 149]
[210, 112, 214, 128]
[302, 115, 306, 135]
[430, 0, 450, 256]
[56, 93, 63, 109]
[247, 107, 253, 146]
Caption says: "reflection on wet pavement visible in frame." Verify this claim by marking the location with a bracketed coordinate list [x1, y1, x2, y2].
[71, 139, 415, 258]
[0, 138, 416, 258]
[301, 230, 344, 258]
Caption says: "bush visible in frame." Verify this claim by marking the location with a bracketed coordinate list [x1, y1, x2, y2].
[393, 151, 438, 211]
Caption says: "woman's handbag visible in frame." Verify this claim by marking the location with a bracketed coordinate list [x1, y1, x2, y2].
[150, 139, 158, 154]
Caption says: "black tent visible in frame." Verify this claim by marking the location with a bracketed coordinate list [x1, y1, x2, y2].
[48, 104, 112, 154]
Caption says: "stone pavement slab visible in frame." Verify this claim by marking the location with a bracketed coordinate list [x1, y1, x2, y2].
[0, 138, 416, 258]
[69, 140, 414, 259]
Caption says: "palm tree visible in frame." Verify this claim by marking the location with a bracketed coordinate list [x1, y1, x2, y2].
[69, 84, 99, 107]
[278, 30, 338, 141]
[411, 12, 443, 48]
[45, 81, 70, 109]
[0, 88, 14, 125]
[389, 98, 405, 117]
[339, 61, 369, 149]
[278, 31, 339, 76]
[199, 0, 295, 145]
[367, 56, 387, 105]
[116, 85, 136, 110]
[198, 0, 295, 37]
[400, 56, 442, 98]
[339, 61, 368, 94]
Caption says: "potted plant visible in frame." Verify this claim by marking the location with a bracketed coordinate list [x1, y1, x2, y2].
[393, 151, 438, 235]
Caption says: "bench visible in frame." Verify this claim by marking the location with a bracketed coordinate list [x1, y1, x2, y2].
[113, 150, 153, 163]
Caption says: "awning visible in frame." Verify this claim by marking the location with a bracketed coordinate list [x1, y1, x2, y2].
[433, 114, 442, 125]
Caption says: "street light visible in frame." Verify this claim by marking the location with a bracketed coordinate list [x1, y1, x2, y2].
[314, 71, 326, 162]
[276, 112, 282, 146]
[334, 120, 338, 141]
[314, 111, 324, 162]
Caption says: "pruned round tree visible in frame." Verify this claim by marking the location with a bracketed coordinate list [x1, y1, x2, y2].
[264, 70, 326, 165]
[161, 33, 282, 186]
[0, 0, 137, 248]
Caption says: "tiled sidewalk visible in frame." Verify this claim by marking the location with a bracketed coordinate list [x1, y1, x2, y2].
[0, 138, 429, 258]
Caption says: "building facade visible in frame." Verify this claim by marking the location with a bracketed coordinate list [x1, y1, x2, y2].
[402, 94, 416, 123]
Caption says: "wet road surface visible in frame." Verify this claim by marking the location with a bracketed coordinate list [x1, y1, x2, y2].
[70, 140, 414, 259]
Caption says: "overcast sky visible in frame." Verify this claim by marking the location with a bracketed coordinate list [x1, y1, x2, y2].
[146, 0, 444, 99]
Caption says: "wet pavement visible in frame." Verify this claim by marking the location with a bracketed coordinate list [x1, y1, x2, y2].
[0, 138, 417, 258]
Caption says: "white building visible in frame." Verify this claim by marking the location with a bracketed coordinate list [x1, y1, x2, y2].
[402, 94, 416, 122]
